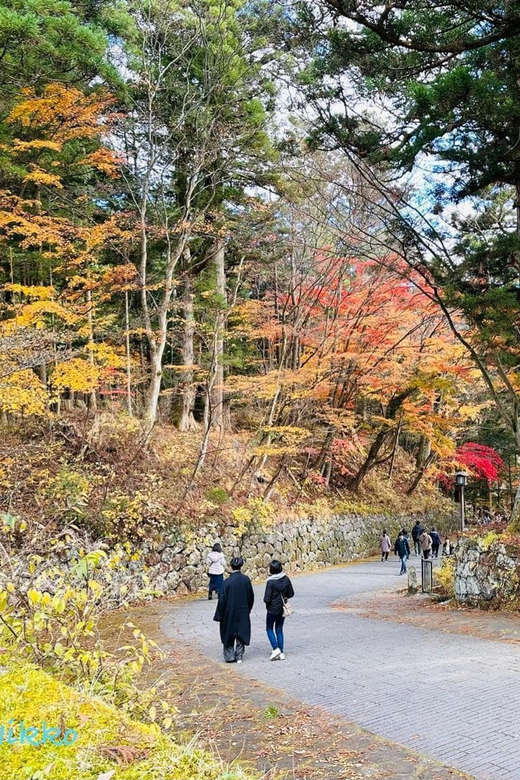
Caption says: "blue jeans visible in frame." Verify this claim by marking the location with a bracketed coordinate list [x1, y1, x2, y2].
[208, 573, 223, 595]
[400, 555, 408, 574]
[266, 612, 285, 652]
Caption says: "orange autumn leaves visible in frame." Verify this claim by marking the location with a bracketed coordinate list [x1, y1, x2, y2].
[4, 84, 121, 189]
[0, 85, 130, 414]
[231, 254, 482, 473]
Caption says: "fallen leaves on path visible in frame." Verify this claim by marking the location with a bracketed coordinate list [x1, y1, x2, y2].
[331, 590, 520, 645]
[104, 601, 473, 780]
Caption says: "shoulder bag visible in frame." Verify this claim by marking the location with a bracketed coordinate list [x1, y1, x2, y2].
[282, 596, 293, 618]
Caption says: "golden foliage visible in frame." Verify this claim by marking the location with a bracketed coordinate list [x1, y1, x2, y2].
[22, 168, 63, 189]
[7, 84, 114, 144]
[13, 300, 77, 328]
[0, 370, 48, 415]
[51, 359, 101, 393]
[79, 147, 122, 178]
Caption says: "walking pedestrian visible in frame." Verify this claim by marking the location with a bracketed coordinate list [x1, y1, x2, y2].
[213, 556, 254, 663]
[394, 531, 411, 575]
[263, 560, 294, 661]
[430, 528, 441, 558]
[420, 528, 433, 559]
[380, 529, 391, 561]
[206, 542, 226, 599]
[411, 520, 423, 556]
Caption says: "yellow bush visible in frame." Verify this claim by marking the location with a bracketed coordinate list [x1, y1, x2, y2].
[0, 662, 253, 780]
[434, 556, 455, 596]
[232, 498, 275, 536]
[51, 358, 101, 393]
[0, 369, 48, 416]
[480, 530, 501, 551]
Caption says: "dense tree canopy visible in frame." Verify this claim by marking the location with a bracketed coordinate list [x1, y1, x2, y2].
[0, 0, 517, 512]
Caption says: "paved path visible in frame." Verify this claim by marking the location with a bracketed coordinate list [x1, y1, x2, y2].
[161, 559, 520, 780]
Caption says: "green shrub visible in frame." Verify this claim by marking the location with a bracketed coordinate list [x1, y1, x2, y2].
[206, 487, 229, 506]
[0, 543, 171, 731]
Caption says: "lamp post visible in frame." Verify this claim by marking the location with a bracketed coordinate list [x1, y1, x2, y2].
[455, 471, 468, 533]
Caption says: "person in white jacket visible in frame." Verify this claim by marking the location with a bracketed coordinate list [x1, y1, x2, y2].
[207, 543, 226, 599]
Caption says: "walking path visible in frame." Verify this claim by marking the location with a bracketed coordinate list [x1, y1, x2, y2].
[161, 558, 520, 780]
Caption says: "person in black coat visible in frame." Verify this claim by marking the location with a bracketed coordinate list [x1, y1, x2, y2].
[213, 556, 254, 663]
[263, 560, 294, 661]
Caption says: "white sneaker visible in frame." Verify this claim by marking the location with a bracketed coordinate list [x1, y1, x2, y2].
[279, 652, 285, 660]
[270, 648, 281, 661]
[237, 659, 242, 664]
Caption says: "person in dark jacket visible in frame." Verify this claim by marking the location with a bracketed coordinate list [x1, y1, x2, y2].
[411, 520, 423, 556]
[394, 531, 411, 575]
[263, 560, 295, 661]
[430, 527, 441, 558]
[213, 556, 254, 663]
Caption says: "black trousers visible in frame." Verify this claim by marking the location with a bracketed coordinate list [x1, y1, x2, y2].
[381, 551, 389, 561]
[223, 637, 245, 663]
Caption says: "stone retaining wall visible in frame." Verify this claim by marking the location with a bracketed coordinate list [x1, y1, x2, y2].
[454, 536, 520, 606]
[124, 512, 449, 601]
[3, 512, 457, 607]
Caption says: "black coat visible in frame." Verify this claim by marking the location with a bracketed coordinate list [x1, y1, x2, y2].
[430, 531, 441, 547]
[412, 523, 423, 542]
[213, 571, 254, 646]
[263, 574, 295, 615]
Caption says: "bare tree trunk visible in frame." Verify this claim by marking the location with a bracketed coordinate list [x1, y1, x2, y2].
[124, 289, 132, 415]
[263, 459, 286, 503]
[508, 412, 520, 529]
[86, 288, 97, 411]
[348, 389, 414, 492]
[178, 270, 199, 431]
[348, 428, 390, 493]
[212, 237, 226, 431]
[143, 234, 189, 435]
[388, 416, 402, 480]
[38, 362, 47, 387]
[406, 452, 435, 495]
[415, 434, 431, 470]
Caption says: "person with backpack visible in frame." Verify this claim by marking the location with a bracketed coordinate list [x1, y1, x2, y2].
[213, 557, 254, 663]
[394, 531, 411, 575]
[263, 560, 295, 661]
[411, 520, 424, 556]
[430, 528, 441, 558]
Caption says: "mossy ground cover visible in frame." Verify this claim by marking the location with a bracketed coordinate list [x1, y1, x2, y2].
[0, 661, 252, 780]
